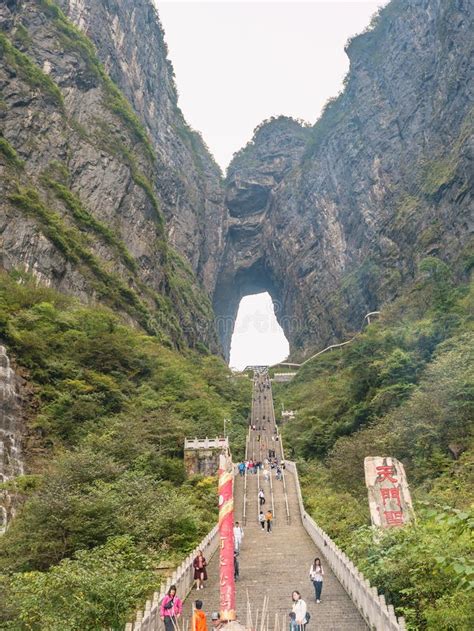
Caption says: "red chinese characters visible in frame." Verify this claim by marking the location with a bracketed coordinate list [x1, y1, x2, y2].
[384, 510, 404, 526]
[376, 465, 398, 484]
[365, 457, 414, 529]
[380, 487, 401, 506]
[376, 465, 404, 526]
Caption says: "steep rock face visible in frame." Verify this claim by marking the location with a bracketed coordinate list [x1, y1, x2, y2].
[0, 346, 25, 531]
[215, 0, 473, 359]
[214, 118, 310, 357]
[1, 0, 472, 363]
[58, 0, 227, 294]
[0, 0, 223, 350]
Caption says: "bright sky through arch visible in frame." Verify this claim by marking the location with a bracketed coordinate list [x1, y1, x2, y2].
[158, 0, 389, 171]
[229, 293, 289, 370]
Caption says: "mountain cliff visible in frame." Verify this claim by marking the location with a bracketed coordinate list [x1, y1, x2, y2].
[0, 0, 226, 352]
[215, 0, 473, 359]
[58, 0, 227, 295]
[0, 1, 472, 627]
[1, 0, 472, 360]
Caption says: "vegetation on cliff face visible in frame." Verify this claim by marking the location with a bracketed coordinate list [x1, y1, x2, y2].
[0, 272, 250, 630]
[0, 31, 63, 106]
[275, 258, 473, 629]
[0, 2, 217, 352]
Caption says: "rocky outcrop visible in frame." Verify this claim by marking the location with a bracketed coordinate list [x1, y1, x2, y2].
[0, 0, 224, 351]
[58, 0, 227, 295]
[0, 346, 25, 532]
[214, 118, 310, 356]
[0, 0, 472, 362]
[214, 0, 473, 359]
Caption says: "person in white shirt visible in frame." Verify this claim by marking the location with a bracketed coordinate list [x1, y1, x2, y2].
[233, 521, 244, 551]
[309, 557, 324, 603]
[291, 591, 307, 630]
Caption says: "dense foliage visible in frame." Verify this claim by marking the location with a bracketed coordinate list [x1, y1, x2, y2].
[0, 271, 250, 629]
[275, 258, 473, 629]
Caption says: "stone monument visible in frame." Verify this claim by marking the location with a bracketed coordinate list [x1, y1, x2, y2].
[364, 456, 415, 528]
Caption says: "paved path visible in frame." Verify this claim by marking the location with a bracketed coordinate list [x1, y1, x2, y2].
[183, 371, 367, 631]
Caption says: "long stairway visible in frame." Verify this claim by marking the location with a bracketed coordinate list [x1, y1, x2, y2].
[182, 370, 367, 630]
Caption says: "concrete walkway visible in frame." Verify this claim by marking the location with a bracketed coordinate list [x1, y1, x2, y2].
[183, 372, 367, 630]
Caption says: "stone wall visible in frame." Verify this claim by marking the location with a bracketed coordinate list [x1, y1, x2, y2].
[0, 346, 25, 532]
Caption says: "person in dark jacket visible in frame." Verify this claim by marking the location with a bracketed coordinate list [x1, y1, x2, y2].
[193, 549, 208, 590]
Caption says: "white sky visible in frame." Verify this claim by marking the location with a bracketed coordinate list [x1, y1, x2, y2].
[156, 1, 387, 368]
[229, 293, 289, 370]
[158, 1, 387, 170]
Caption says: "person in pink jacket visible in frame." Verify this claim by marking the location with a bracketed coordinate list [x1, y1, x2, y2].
[160, 585, 183, 631]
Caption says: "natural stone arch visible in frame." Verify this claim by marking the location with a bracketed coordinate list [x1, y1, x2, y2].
[213, 257, 287, 362]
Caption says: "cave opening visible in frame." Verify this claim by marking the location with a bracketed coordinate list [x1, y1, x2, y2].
[228, 292, 289, 371]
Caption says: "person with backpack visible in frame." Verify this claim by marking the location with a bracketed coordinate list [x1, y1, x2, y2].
[291, 590, 309, 630]
[192, 600, 208, 631]
[309, 557, 324, 603]
[160, 585, 183, 631]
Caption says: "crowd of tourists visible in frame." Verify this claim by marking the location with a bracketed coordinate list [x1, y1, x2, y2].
[237, 457, 284, 480]
[158, 506, 325, 631]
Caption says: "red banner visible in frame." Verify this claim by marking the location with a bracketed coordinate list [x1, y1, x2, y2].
[218, 453, 236, 621]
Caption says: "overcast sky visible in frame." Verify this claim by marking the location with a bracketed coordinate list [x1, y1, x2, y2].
[157, 1, 387, 368]
[158, 1, 387, 170]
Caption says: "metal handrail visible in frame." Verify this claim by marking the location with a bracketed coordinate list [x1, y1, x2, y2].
[256, 466, 261, 521]
[279, 443, 291, 525]
[268, 312, 383, 370]
[242, 427, 251, 526]
[269, 379, 290, 525]
[269, 454, 275, 519]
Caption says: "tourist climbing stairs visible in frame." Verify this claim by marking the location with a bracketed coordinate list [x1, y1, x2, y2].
[181, 371, 368, 630]
[127, 368, 406, 631]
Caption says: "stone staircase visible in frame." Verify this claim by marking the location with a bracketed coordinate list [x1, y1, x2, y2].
[182, 373, 368, 630]
[129, 370, 406, 630]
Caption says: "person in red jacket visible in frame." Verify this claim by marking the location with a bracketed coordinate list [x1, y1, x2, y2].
[160, 585, 183, 631]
